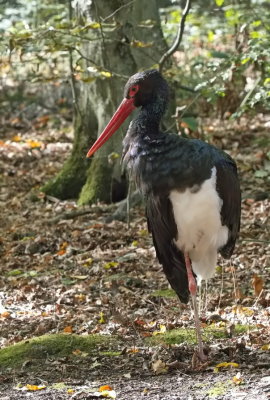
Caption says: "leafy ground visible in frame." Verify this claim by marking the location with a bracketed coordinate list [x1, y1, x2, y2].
[0, 111, 269, 399]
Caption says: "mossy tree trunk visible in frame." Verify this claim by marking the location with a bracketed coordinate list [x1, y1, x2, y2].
[43, 0, 168, 205]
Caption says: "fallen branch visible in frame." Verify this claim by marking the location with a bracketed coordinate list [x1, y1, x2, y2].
[48, 205, 115, 225]
[105, 190, 142, 223]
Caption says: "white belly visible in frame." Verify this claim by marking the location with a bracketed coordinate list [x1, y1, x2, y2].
[169, 167, 228, 282]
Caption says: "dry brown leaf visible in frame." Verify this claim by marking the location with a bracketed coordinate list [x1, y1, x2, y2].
[152, 359, 168, 375]
[1, 311, 11, 318]
[63, 326, 73, 333]
[252, 275, 264, 297]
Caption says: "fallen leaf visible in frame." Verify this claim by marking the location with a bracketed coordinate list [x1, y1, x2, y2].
[138, 229, 148, 236]
[99, 385, 113, 392]
[74, 294, 86, 302]
[25, 384, 46, 391]
[63, 326, 73, 333]
[57, 242, 69, 256]
[134, 318, 146, 326]
[26, 139, 43, 148]
[100, 390, 116, 399]
[99, 312, 105, 324]
[72, 349, 88, 357]
[152, 359, 168, 375]
[153, 324, 166, 335]
[252, 275, 264, 296]
[127, 347, 139, 353]
[70, 275, 88, 280]
[232, 306, 254, 316]
[12, 134, 22, 142]
[232, 372, 244, 385]
[83, 258, 93, 267]
[214, 362, 239, 372]
[260, 344, 270, 351]
[104, 261, 119, 269]
[1, 311, 11, 318]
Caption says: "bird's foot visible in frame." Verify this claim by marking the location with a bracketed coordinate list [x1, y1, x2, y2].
[198, 347, 208, 362]
[191, 348, 208, 370]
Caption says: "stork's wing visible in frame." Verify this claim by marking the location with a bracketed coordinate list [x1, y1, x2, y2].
[215, 159, 241, 258]
[146, 194, 189, 304]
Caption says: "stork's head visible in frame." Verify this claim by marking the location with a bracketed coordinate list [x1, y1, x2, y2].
[86, 69, 169, 158]
[123, 69, 169, 108]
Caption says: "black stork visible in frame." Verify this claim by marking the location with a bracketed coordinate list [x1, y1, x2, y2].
[86, 70, 241, 360]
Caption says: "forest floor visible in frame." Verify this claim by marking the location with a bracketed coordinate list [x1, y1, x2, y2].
[0, 111, 269, 399]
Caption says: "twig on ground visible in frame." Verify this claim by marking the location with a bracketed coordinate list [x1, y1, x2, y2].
[47, 205, 114, 224]
[105, 190, 142, 223]
[253, 289, 264, 307]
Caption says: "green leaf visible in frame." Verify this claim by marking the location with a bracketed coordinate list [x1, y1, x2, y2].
[130, 40, 153, 48]
[250, 31, 262, 39]
[100, 71, 112, 78]
[207, 30, 215, 42]
[252, 20, 262, 27]
[7, 269, 23, 276]
[210, 51, 229, 59]
[215, 0, 224, 6]
[104, 261, 119, 269]
[61, 278, 76, 285]
[170, 10, 181, 24]
[241, 57, 250, 65]
[82, 22, 101, 30]
[225, 8, 240, 25]
[182, 117, 198, 132]
[254, 170, 268, 178]
[28, 271, 38, 277]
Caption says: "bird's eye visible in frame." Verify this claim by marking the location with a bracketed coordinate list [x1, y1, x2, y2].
[128, 84, 139, 98]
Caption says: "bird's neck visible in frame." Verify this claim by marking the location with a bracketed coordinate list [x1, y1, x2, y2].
[134, 97, 166, 136]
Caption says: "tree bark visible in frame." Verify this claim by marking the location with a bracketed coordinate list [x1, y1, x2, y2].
[42, 0, 167, 205]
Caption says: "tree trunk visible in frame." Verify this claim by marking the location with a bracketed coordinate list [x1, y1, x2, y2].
[42, 0, 168, 205]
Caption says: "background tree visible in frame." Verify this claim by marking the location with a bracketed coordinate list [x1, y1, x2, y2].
[42, 0, 168, 205]
[1, 0, 269, 202]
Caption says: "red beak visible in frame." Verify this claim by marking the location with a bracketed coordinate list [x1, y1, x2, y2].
[86, 97, 136, 158]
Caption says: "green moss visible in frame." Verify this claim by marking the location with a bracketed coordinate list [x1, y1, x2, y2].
[106, 273, 129, 281]
[148, 324, 251, 346]
[0, 334, 115, 369]
[41, 152, 88, 200]
[78, 157, 112, 205]
[51, 382, 69, 390]
[234, 324, 251, 334]
[148, 328, 197, 345]
[99, 351, 122, 356]
[207, 381, 229, 398]
[151, 289, 177, 298]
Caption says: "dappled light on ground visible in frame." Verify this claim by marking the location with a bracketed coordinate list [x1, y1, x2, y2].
[0, 112, 269, 399]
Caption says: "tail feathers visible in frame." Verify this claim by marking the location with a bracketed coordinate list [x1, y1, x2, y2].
[155, 241, 190, 304]
[158, 252, 189, 304]
[146, 195, 190, 304]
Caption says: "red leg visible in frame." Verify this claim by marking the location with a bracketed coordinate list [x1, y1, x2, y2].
[184, 252, 197, 296]
[184, 252, 207, 362]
